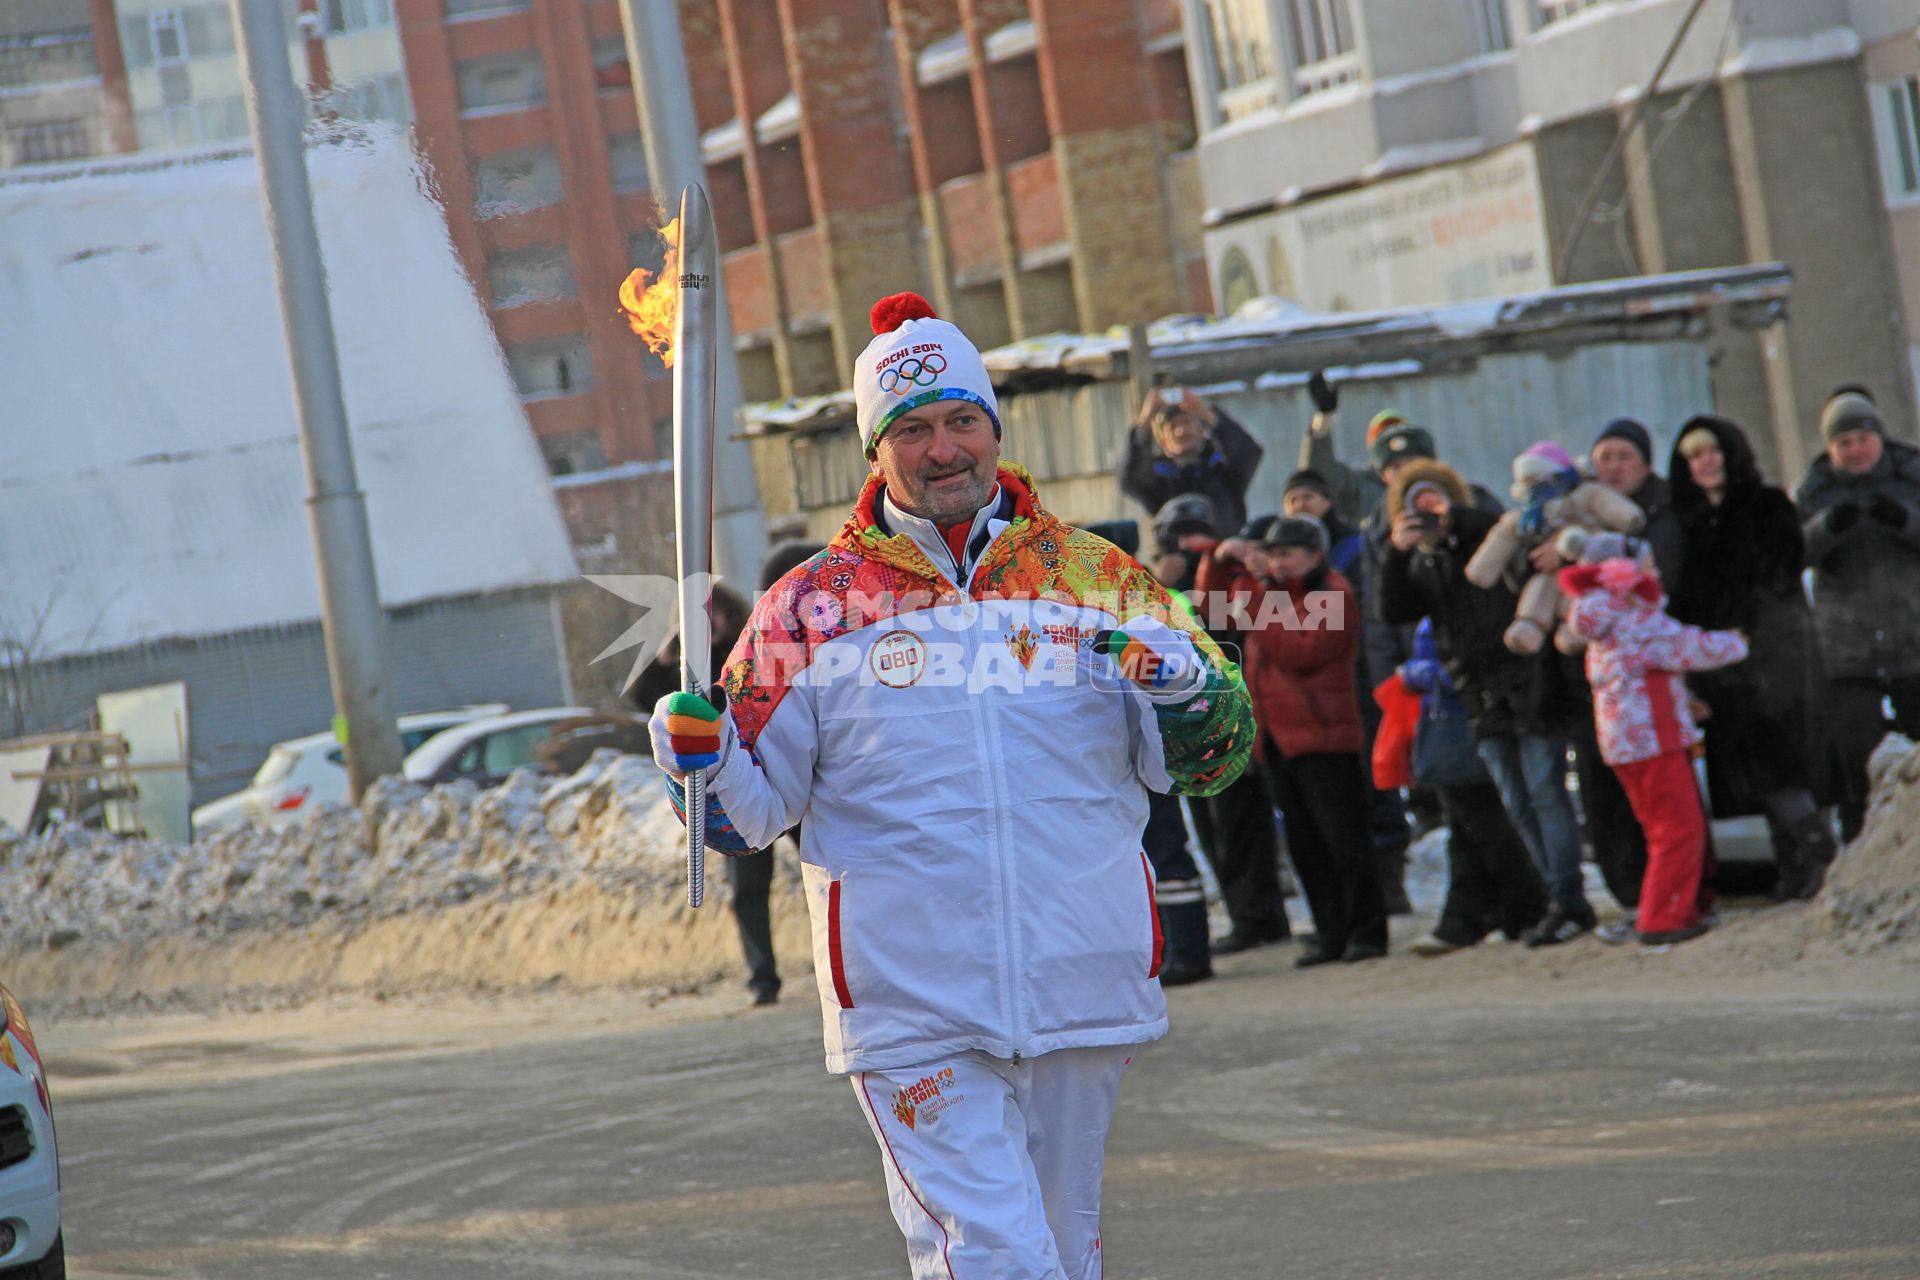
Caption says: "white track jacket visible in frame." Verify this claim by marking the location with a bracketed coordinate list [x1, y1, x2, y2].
[668, 464, 1253, 1073]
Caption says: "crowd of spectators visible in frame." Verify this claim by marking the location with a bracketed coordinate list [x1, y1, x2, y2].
[1116, 376, 1909, 978]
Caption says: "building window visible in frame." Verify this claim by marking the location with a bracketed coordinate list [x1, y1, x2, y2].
[486, 243, 576, 308]
[7, 119, 94, 166]
[444, 0, 530, 18]
[1474, 0, 1512, 53]
[1532, 0, 1610, 29]
[1876, 75, 1920, 204]
[627, 230, 666, 274]
[1216, 246, 1260, 315]
[181, 6, 236, 57]
[539, 429, 609, 476]
[473, 145, 564, 218]
[1282, 0, 1360, 96]
[150, 9, 186, 65]
[506, 335, 593, 399]
[162, 103, 198, 147]
[1202, 0, 1278, 111]
[455, 51, 546, 115]
[591, 36, 630, 89]
[192, 94, 248, 142]
[0, 30, 97, 90]
[607, 132, 648, 193]
[322, 0, 395, 35]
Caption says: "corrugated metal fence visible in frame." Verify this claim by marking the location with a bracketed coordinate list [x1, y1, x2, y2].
[786, 340, 1713, 532]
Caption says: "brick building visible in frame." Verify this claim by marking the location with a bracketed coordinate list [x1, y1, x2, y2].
[395, 0, 664, 475]
[690, 0, 1211, 406]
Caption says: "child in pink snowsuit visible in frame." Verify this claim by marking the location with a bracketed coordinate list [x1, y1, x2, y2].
[1559, 554, 1749, 944]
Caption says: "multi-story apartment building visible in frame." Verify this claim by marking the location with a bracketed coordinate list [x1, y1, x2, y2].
[1182, 0, 1920, 476]
[0, 0, 131, 169]
[110, 0, 409, 150]
[395, 0, 662, 475]
[688, 0, 1209, 405]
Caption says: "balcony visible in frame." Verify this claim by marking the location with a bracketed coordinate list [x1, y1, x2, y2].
[723, 244, 775, 343]
[1007, 152, 1066, 268]
[938, 171, 1000, 284]
[1291, 50, 1364, 99]
[775, 226, 828, 332]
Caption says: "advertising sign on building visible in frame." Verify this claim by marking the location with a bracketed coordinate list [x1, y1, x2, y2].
[1207, 142, 1551, 314]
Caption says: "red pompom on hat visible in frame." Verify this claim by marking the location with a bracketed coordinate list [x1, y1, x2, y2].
[870, 292, 937, 335]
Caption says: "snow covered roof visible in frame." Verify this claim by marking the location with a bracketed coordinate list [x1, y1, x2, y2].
[754, 92, 800, 143]
[701, 116, 745, 164]
[916, 31, 970, 86]
[0, 130, 579, 662]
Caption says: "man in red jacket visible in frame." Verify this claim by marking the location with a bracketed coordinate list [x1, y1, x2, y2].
[1199, 515, 1389, 965]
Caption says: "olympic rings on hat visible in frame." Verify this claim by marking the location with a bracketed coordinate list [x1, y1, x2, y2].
[878, 353, 948, 395]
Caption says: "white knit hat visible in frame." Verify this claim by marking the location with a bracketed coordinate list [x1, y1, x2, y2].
[854, 292, 1001, 457]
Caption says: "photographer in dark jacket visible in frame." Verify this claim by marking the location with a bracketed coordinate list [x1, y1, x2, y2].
[1794, 390, 1920, 839]
[1376, 459, 1596, 946]
[1119, 386, 1265, 538]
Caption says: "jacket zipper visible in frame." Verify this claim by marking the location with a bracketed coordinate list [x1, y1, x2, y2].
[967, 533, 1024, 1062]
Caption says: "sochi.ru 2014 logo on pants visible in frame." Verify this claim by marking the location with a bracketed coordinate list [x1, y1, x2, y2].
[891, 1067, 960, 1130]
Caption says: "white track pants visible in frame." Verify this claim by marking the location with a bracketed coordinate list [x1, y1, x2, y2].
[850, 1045, 1134, 1280]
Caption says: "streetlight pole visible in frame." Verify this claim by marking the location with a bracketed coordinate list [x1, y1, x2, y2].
[229, 0, 404, 799]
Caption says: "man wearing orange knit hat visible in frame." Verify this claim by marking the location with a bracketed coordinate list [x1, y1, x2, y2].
[648, 292, 1252, 1279]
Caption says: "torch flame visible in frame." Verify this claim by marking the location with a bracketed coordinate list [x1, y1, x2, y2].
[617, 216, 682, 367]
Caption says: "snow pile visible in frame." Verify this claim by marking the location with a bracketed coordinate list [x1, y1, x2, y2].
[1816, 734, 1920, 957]
[0, 750, 695, 947]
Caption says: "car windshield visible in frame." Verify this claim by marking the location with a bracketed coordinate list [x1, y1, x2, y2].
[482, 723, 555, 775]
[251, 747, 298, 787]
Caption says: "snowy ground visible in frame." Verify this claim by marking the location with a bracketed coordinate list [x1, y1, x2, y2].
[2, 737, 1914, 1019]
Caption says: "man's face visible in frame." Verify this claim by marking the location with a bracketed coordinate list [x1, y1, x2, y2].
[1828, 427, 1884, 477]
[1591, 439, 1650, 495]
[1380, 456, 1419, 487]
[1270, 545, 1321, 580]
[1153, 411, 1209, 460]
[1283, 488, 1331, 519]
[870, 399, 999, 524]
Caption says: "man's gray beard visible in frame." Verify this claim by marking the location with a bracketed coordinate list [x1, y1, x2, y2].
[912, 473, 992, 523]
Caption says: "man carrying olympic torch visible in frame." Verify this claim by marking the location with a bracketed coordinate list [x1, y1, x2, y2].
[646, 290, 1253, 1278]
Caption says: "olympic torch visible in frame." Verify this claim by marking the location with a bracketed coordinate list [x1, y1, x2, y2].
[673, 183, 718, 910]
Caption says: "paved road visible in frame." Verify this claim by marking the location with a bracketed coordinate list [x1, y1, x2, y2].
[51, 960, 1920, 1279]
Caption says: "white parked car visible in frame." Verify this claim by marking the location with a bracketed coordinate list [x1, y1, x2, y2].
[0, 982, 60, 1278]
[401, 707, 592, 789]
[192, 705, 508, 835]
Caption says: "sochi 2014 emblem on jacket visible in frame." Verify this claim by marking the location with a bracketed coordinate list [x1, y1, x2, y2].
[1005, 625, 1039, 670]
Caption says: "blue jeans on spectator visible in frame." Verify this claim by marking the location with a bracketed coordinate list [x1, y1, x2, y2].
[1475, 733, 1589, 915]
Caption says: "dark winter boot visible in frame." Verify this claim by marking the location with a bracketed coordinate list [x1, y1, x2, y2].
[1158, 900, 1214, 986]
[1377, 847, 1413, 916]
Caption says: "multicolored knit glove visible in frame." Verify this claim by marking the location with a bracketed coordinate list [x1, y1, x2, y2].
[649, 691, 725, 778]
[1093, 621, 1206, 700]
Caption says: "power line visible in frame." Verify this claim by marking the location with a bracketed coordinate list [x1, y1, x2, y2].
[1554, 0, 1713, 282]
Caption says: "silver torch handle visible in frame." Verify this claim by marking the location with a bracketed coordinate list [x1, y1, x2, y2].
[673, 183, 718, 910]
